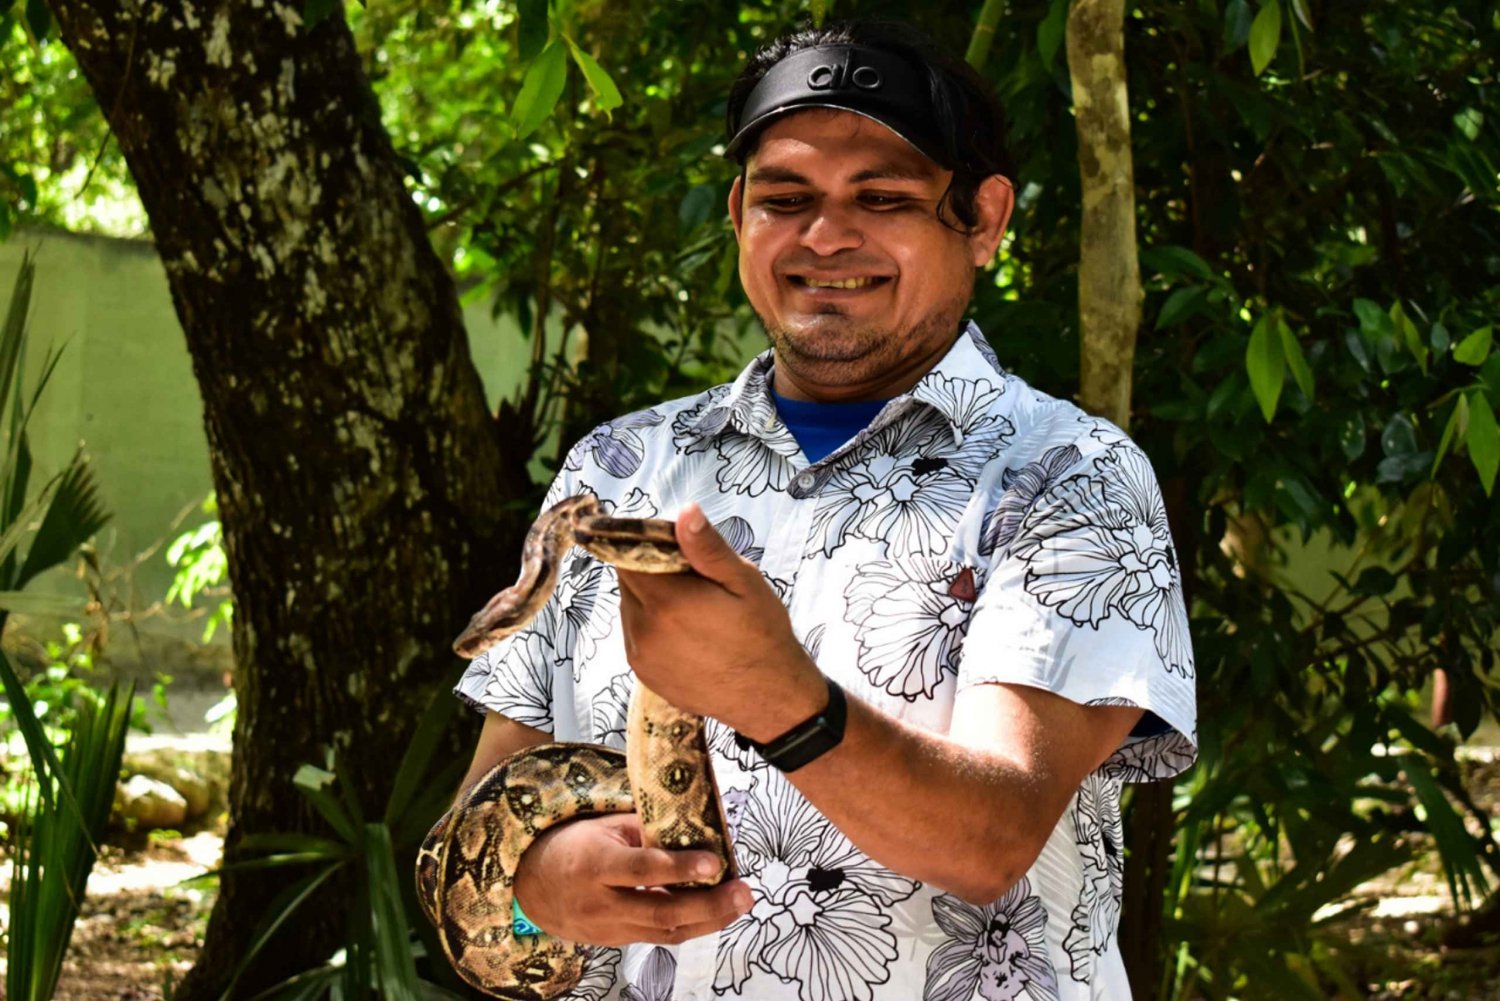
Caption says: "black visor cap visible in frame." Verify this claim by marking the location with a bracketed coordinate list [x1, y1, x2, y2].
[725, 45, 950, 167]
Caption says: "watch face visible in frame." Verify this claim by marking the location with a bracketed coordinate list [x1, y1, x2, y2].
[758, 679, 846, 773]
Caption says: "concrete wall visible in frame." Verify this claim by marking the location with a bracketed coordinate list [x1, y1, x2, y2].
[0, 226, 540, 670]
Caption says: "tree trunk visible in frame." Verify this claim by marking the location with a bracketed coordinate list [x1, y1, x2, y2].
[1067, 0, 1141, 428]
[1067, 2, 1165, 996]
[47, 3, 510, 994]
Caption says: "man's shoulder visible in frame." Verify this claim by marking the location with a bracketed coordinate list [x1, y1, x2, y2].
[995, 371, 1143, 468]
[558, 381, 736, 483]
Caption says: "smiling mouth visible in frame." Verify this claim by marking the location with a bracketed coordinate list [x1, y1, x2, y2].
[788, 275, 892, 290]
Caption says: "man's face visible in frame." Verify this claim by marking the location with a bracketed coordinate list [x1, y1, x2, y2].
[728, 109, 1012, 402]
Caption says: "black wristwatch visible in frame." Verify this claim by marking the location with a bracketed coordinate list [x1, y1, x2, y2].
[740, 677, 847, 773]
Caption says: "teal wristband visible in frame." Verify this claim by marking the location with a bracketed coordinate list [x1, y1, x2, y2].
[512, 897, 542, 937]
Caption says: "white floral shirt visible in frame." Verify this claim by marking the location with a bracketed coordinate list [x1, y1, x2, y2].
[456, 322, 1198, 1001]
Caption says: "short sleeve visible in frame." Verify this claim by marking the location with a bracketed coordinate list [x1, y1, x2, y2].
[958, 441, 1198, 781]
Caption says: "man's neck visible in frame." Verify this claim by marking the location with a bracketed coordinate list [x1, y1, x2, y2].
[769, 331, 960, 403]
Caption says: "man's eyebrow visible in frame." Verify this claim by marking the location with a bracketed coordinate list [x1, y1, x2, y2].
[746, 166, 811, 185]
[848, 163, 937, 183]
[746, 162, 937, 186]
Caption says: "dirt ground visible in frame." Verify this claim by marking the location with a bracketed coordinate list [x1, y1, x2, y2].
[10, 757, 1500, 1000]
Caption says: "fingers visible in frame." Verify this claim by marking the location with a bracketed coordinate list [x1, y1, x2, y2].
[611, 880, 754, 943]
[596, 841, 724, 888]
[514, 814, 753, 947]
[672, 503, 752, 594]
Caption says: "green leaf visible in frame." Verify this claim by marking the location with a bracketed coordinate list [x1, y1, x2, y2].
[1390, 735, 1492, 908]
[678, 184, 716, 232]
[4, 666, 134, 999]
[1432, 393, 1469, 475]
[510, 41, 569, 141]
[1155, 286, 1207, 330]
[1289, 0, 1314, 31]
[1037, 0, 1067, 69]
[1352, 567, 1397, 596]
[1339, 412, 1366, 460]
[237, 832, 353, 857]
[0, 250, 36, 425]
[1453, 325, 1492, 366]
[565, 38, 623, 113]
[1380, 414, 1418, 456]
[516, 0, 549, 62]
[1249, 1, 1282, 76]
[1223, 0, 1253, 53]
[1481, 354, 1500, 399]
[1431, 320, 1450, 354]
[1140, 244, 1213, 281]
[382, 670, 460, 829]
[1277, 317, 1314, 398]
[1353, 298, 1392, 340]
[1390, 302, 1428, 373]
[364, 823, 422, 996]
[1453, 107, 1483, 142]
[1466, 391, 1499, 495]
[292, 764, 360, 844]
[1246, 313, 1286, 421]
[809, 0, 831, 27]
[15, 452, 110, 590]
[214, 863, 343, 1001]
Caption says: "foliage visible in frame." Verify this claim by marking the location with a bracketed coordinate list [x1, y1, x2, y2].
[0, 253, 112, 619]
[185, 673, 468, 999]
[964, 2, 1500, 994]
[0, 5, 143, 237]
[1, 650, 133, 1001]
[166, 494, 233, 644]
[0, 249, 129, 998]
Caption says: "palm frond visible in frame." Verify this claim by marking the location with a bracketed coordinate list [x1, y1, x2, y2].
[2, 650, 133, 1001]
[15, 450, 110, 591]
[0, 472, 65, 593]
[0, 247, 34, 422]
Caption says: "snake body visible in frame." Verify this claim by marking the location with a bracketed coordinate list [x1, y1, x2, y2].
[416, 495, 737, 999]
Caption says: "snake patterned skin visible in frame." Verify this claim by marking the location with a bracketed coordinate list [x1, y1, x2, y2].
[416, 495, 738, 999]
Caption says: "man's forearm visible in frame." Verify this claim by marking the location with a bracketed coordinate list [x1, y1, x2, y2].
[769, 690, 1046, 903]
[735, 682, 1142, 904]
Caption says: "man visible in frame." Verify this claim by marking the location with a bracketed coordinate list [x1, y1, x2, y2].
[456, 20, 1196, 1001]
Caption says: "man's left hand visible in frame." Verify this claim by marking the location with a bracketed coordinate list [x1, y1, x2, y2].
[616, 502, 826, 741]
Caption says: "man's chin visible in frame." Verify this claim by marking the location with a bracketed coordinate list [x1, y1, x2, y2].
[775, 330, 883, 365]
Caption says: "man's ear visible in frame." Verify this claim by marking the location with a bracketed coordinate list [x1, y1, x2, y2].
[968, 175, 1015, 266]
[728, 174, 745, 241]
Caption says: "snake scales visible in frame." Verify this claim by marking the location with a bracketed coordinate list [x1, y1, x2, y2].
[416, 495, 738, 999]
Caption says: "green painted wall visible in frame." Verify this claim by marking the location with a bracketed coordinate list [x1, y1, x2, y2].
[0, 225, 538, 661]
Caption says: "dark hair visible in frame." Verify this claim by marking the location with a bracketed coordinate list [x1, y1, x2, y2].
[725, 19, 1016, 233]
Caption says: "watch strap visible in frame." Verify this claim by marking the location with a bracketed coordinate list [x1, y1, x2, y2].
[740, 677, 846, 773]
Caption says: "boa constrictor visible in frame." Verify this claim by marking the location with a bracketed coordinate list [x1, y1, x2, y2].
[416, 495, 737, 999]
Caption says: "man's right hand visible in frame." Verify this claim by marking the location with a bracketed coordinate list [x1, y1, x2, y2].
[513, 812, 753, 946]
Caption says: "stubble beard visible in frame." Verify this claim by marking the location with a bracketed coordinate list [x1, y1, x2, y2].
[757, 294, 970, 390]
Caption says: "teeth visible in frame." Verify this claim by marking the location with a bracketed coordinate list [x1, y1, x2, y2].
[801, 276, 875, 289]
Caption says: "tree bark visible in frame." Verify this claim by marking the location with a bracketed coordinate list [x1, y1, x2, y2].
[1067, 0, 1141, 429]
[1067, 3, 1165, 996]
[47, 2, 509, 994]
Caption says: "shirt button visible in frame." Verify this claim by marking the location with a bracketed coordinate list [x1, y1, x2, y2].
[795, 471, 817, 492]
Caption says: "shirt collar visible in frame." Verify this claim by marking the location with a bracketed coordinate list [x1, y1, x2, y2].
[677, 321, 1006, 450]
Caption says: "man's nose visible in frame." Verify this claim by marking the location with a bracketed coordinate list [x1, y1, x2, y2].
[799, 205, 864, 256]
